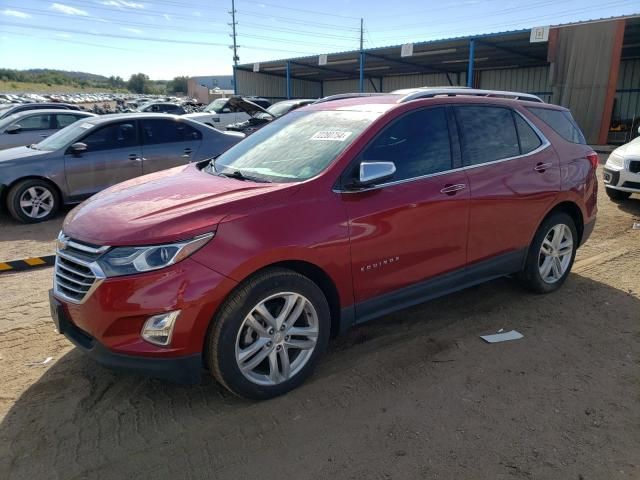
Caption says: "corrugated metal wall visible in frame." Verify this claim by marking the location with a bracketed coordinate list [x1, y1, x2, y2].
[381, 72, 466, 91]
[323, 79, 377, 95]
[615, 59, 640, 122]
[235, 69, 321, 101]
[479, 66, 552, 102]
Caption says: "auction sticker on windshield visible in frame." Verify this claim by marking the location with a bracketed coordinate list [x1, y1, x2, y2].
[311, 131, 352, 141]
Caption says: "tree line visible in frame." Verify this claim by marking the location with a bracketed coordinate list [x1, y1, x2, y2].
[0, 69, 190, 95]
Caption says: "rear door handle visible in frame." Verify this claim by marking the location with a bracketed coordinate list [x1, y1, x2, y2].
[129, 153, 141, 161]
[440, 183, 466, 195]
[181, 148, 193, 158]
[534, 162, 552, 172]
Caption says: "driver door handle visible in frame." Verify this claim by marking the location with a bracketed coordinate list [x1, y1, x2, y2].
[182, 148, 193, 158]
[440, 183, 466, 196]
[129, 153, 141, 161]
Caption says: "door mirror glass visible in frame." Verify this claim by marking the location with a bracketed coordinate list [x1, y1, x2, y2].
[70, 142, 87, 154]
[6, 124, 21, 134]
[358, 161, 396, 186]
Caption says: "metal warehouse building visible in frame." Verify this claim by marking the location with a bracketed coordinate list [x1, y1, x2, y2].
[234, 15, 640, 145]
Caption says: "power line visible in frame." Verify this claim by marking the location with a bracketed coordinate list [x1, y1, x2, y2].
[0, 22, 336, 56]
[235, 10, 360, 31]
[372, 0, 638, 41]
[237, 0, 360, 20]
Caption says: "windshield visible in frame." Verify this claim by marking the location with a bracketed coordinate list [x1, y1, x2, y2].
[204, 99, 229, 113]
[212, 110, 380, 183]
[35, 121, 94, 151]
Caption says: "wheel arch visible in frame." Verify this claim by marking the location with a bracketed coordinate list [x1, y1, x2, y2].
[5, 176, 65, 208]
[237, 260, 343, 339]
[538, 201, 585, 245]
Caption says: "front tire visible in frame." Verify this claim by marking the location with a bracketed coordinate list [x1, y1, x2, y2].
[6, 179, 60, 223]
[206, 268, 330, 400]
[606, 188, 631, 202]
[520, 212, 578, 294]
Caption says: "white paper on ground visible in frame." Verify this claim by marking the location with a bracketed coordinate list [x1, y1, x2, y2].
[480, 330, 523, 343]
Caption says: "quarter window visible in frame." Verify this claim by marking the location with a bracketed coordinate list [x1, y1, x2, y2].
[514, 113, 542, 154]
[142, 119, 202, 145]
[527, 107, 586, 144]
[81, 122, 138, 152]
[361, 107, 452, 181]
[455, 106, 520, 166]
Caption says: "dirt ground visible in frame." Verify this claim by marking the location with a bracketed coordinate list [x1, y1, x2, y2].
[0, 161, 639, 479]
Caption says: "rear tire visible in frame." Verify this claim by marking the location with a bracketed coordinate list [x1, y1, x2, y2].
[206, 268, 330, 400]
[6, 179, 60, 223]
[520, 212, 578, 294]
[606, 188, 631, 202]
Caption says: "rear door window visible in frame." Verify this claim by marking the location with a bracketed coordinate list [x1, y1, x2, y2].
[55, 114, 85, 129]
[81, 121, 138, 151]
[527, 107, 586, 144]
[454, 106, 520, 166]
[361, 107, 452, 181]
[141, 119, 202, 145]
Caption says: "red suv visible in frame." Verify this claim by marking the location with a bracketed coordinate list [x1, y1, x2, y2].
[50, 88, 598, 399]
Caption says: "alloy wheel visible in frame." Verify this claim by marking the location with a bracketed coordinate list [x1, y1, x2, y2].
[19, 186, 54, 219]
[235, 292, 319, 386]
[538, 223, 574, 284]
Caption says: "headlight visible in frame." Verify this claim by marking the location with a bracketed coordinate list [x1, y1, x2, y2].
[606, 152, 624, 169]
[98, 233, 213, 277]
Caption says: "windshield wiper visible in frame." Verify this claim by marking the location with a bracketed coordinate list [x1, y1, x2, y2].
[222, 170, 269, 183]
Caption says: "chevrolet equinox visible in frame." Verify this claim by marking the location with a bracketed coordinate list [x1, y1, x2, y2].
[50, 88, 598, 399]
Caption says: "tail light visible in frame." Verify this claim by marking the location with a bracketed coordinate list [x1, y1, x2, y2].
[586, 151, 599, 169]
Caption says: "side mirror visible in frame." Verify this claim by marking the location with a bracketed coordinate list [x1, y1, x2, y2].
[6, 124, 21, 134]
[357, 161, 396, 187]
[637, 126, 640, 135]
[70, 142, 87, 154]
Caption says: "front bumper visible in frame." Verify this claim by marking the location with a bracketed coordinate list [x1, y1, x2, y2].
[50, 256, 238, 381]
[50, 291, 202, 383]
[603, 164, 640, 192]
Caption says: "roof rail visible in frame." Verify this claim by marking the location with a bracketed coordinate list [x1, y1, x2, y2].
[392, 87, 544, 103]
[313, 93, 389, 104]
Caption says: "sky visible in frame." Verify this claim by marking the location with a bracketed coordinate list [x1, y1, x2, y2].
[0, 0, 638, 80]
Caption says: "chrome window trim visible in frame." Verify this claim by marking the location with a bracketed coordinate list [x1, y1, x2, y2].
[333, 109, 551, 194]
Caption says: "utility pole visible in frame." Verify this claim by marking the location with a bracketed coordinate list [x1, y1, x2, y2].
[229, 0, 239, 94]
[359, 17, 364, 93]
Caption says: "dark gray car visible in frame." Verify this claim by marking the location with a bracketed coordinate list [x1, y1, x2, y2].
[0, 109, 97, 150]
[0, 103, 82, 120]
[0, 113, 244, 223]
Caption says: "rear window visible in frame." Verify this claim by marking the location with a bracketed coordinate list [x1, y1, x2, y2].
[527, 107, 586, 144]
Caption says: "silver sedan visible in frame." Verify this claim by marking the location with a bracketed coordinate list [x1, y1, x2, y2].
[0, 113, 244, 223]
[0, 109, 97, 150]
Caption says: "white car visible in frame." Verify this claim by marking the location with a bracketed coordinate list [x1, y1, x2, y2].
[603, 128, 640, 201]
[184, 96, 270, 129]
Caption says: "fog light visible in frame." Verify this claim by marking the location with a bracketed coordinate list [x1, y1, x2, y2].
[141, 310, 180, 346]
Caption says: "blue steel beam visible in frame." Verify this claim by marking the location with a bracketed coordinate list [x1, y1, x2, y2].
[467, 39, 475, 88]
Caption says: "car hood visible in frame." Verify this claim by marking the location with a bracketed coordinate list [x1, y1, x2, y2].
[63, 163, 297, 246]
[228, 97, 275, 118]
[614, 137, 640, 158]
[0, 145, 52, 163]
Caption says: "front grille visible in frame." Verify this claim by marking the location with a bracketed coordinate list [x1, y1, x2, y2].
[54, 235, 109, 304]
[630, 161, 640, 174]
[621, 181, 640, 190]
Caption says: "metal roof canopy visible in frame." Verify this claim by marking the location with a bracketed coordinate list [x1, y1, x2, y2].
[236, 16, 640, 87]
